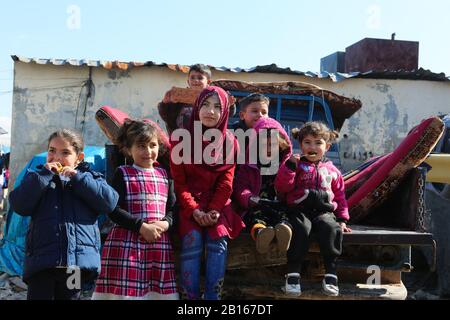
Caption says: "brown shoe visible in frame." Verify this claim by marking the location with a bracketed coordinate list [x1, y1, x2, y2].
[255, 226, 275, 254]
[275, 223, 292, 252]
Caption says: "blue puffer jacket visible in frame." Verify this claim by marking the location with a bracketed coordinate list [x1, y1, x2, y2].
[9, 162, 119, 282]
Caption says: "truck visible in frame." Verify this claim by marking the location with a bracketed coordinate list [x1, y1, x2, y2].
[207, 80, 440, 300]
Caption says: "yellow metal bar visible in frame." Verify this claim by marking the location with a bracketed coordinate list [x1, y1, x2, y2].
[424, 154, 450, 184]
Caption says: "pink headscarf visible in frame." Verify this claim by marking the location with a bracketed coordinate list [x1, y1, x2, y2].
[188, 86, 238, 172]
[252, 117, 293, 165]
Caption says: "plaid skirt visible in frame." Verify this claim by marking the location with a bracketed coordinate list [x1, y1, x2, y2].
[94, 226, 178, 297]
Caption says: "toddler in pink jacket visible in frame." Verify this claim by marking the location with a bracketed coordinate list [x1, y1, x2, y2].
[275, 121, 352, 297]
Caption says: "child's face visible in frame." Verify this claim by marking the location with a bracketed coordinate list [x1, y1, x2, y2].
[129, 135, 159, 169]
[47, 137, 84, 168]
[239, 101, 269, 128]
[300, 134, 331, 163]
[199, 94, 222, 128]
[187, 71, 210, 90]
[176, 105, 193, 129]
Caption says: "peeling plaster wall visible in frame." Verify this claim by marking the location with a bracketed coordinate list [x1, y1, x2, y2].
[10, 62, 450, 186]
[213, 73, 450, 171]
[329, 79, 450, 171]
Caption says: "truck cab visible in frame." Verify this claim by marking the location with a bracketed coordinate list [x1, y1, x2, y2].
[211, 80, 438, 300]
[212, 80, 362, 169]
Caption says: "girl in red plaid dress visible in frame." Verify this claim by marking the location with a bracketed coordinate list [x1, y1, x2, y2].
[93, 120, 179, 300]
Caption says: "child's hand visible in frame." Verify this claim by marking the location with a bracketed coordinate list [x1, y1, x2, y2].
[302, 189, 334, 213]
[60, 166, 78, 178]
[206, 210, 220, 225]
[339, 222, 352, 233]
[139, 222, 163, 243]
[45, 162, 63, 174]
[288, 155, 299, 165]
[152, 220, 169, 233]
[249, 196, 261, 208]
[193, 209, 217, 227]
[193, 209, 208, 227]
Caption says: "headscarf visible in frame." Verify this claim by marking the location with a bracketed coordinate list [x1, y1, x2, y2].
[250, 117, 293, 167]
[188, 86, 238, 172]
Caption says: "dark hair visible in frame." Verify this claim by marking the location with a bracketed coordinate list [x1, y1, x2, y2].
[116, 119, 160, 156]
[239, 93, 270, 112]
[291, 121, 338, 144]
[47, 129, 84, 154]
[258, 128, 291, 155]
[278, 132, 291, 153]
[158, 102, 187, 134]
[188, 64, 212, 80]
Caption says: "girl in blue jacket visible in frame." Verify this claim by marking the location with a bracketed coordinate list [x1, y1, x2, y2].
[9, 129, 119, 300]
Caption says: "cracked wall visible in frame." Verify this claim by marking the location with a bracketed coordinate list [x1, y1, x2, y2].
[9, 62, 450, 185]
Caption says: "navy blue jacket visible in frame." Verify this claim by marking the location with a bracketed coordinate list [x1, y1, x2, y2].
[9, 162, 119, 282]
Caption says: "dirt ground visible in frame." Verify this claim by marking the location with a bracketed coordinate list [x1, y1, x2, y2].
[0, 268, 446, 301]
[0, 208, 446, 301]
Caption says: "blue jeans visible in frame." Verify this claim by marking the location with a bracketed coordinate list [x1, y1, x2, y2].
[180, 230, 228, 300]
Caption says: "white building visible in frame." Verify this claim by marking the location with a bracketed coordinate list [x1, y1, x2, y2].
[9, 55, 450, 185]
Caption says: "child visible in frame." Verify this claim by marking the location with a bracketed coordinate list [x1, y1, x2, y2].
[233, 117, 293, 254]
[170, 86, 244, 300]
[159, 63, 212, 134]
[92, 119, 179, 300]
[231, 93, 270, 131]
[187, 63, 212, 91]
[9, 129, 118, 300]
[0, 152, 8, 211]
[275, 121, 351, 297]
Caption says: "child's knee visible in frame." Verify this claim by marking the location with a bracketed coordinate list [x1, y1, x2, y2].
[315, 214, 340, 231]
[206, 236, 228, 254]
[181, 230, 203, 251]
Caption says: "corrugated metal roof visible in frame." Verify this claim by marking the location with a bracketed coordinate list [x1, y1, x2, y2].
[11, 55, 450, 83]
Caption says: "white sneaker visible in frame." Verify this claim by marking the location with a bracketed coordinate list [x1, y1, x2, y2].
[322, 274, 339, 296]
[283, 273, 301, 296]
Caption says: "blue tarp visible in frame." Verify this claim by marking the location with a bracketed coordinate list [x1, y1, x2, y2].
[0, 146, 107, 276]
[0, 146, 10, 154]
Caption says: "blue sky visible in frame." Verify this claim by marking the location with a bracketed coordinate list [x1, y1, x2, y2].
[1, 0, 450, 146]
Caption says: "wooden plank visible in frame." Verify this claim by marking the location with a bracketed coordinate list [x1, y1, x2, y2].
[225, 227, 432, 270]
[229, 282, 408, 300]
[337, 268, 402, 284]
[224, 265, 406, 300]
[344, 226, 433, 245]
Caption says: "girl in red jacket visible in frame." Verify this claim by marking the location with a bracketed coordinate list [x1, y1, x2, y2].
[170, 86, 243, 300]
[275, 121, 352, 297]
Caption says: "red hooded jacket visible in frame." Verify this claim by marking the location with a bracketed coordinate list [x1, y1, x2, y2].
[170, 86, 244, 240]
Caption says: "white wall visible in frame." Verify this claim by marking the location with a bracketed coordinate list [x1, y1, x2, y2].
[10, 61, 450, 185]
